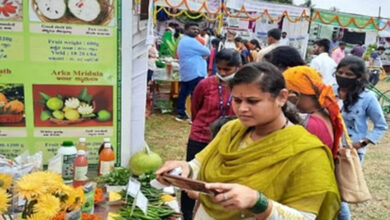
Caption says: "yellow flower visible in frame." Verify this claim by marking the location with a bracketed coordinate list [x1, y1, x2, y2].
[16, 174, 45, 201]
[57, 184, 73, 196]
[64, 186, 85, 211]
[0, 173, 12, 190]
[27, 213, 50, 220]
[41, 172, 63, 193]
[34, 194, 60, 219]
[73, 186, 85, 209]
[0, 188, 11, 214]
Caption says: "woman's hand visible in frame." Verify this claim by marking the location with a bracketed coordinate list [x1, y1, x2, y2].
[205, 183, 258, 210]
[155, 160, 190, 186]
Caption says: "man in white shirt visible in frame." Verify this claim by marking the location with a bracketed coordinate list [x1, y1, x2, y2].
[256, 28, 281, 61]
[310, 38, 337, 86]
[279, 32, 290, 46]
[221, 30, 237, 50]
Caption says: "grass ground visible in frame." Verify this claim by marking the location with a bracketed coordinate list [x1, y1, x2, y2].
[145, 81, 390, 219]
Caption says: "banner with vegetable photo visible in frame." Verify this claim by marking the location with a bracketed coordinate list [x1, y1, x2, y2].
[0, 0, 121, 165]
[33, 85, 113, 127]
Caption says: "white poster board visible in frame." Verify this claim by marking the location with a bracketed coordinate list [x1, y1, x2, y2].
[282, 19, 310, 58]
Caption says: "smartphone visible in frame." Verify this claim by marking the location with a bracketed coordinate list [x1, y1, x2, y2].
[162, 173, 217, 195]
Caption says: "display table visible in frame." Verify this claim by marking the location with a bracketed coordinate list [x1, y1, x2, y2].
[149, 60, 191, 116]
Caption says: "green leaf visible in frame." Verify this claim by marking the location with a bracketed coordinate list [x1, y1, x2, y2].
[57, 94, 63, 100]
[39, 92, 51, 101]
[78, 88, 93, 103]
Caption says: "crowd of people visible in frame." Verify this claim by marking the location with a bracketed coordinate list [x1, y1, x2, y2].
[151, 21, 388, 220]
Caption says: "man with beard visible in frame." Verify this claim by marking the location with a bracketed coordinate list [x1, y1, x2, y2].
[310, 39, 337, 86]
[176, 22, 210, 122]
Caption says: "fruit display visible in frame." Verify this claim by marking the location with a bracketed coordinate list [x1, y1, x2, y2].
[0, 0, 22, 20]
[38, 87, 112, 125]
[32, 0, 114, 25]
[0, 84, 25, 124]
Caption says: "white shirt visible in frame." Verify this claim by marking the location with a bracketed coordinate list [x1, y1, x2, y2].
[256, 43, 279, 62]
[310, 52, 337, 86]
[223, 41, 237, 49]
[279, 38, 290, 46]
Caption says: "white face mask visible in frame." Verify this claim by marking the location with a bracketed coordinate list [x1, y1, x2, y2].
[216, 72, 236, 82]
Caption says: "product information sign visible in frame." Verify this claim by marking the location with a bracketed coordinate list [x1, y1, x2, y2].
[0, 0, 121, 164]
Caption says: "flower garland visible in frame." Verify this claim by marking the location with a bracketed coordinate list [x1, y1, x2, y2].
[154, 0, 390, 30]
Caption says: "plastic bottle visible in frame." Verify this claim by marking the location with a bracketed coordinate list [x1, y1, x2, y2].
[98, 143, 115, 176]
[98, 138, 113, 154]
[73, 150, 88, 187]
[76, 137, 88, 152]
[58, 141, 77, 183]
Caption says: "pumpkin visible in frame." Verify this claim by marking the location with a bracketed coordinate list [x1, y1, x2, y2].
[4, 100, 24, 113]
[0, 93, 7, 107]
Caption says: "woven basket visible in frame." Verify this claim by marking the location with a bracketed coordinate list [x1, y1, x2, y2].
[0, 113, 24, 123]
[49, 117, 86, 125]
[31, 0, 114, 26]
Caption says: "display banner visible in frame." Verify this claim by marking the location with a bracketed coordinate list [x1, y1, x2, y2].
[312, 10, 379, 31]
[226, 0, 309, 17]
[282, 18, 309, 59]
[0, 0, 121, 165]
[254, 18, 278, 48]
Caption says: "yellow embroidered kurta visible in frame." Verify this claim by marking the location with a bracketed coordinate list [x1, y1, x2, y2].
[195, 119, 340, 220]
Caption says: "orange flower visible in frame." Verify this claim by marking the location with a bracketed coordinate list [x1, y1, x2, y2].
[94, 188, 103, 202]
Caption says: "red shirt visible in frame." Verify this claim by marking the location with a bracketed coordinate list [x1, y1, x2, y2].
[190, 76, 235, 143]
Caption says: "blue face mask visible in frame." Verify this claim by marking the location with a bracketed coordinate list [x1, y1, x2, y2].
[216, 72, 236, 82]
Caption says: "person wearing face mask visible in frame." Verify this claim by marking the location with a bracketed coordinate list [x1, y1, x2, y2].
[283, 66, 344, 158]
[179, 48, 241, 220]
[335, 56, 387, 220]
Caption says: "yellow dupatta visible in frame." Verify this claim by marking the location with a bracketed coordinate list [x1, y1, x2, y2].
[197, 119, 340, 220]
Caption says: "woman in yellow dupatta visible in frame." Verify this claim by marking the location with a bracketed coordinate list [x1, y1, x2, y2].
[157, 62, 340, 220]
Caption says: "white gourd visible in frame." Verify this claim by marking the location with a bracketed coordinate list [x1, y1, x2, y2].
[36, 0, 66, 20]
[68, 0, 101, 22]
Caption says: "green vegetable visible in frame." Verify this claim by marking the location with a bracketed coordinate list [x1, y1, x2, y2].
[95, 167, 131, 186]
[81, 113, 96, 118]
[116, 204, 179, 220]
[40, 110, 51, 121]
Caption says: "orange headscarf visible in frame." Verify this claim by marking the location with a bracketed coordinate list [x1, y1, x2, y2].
[283, 66, 343, 158]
